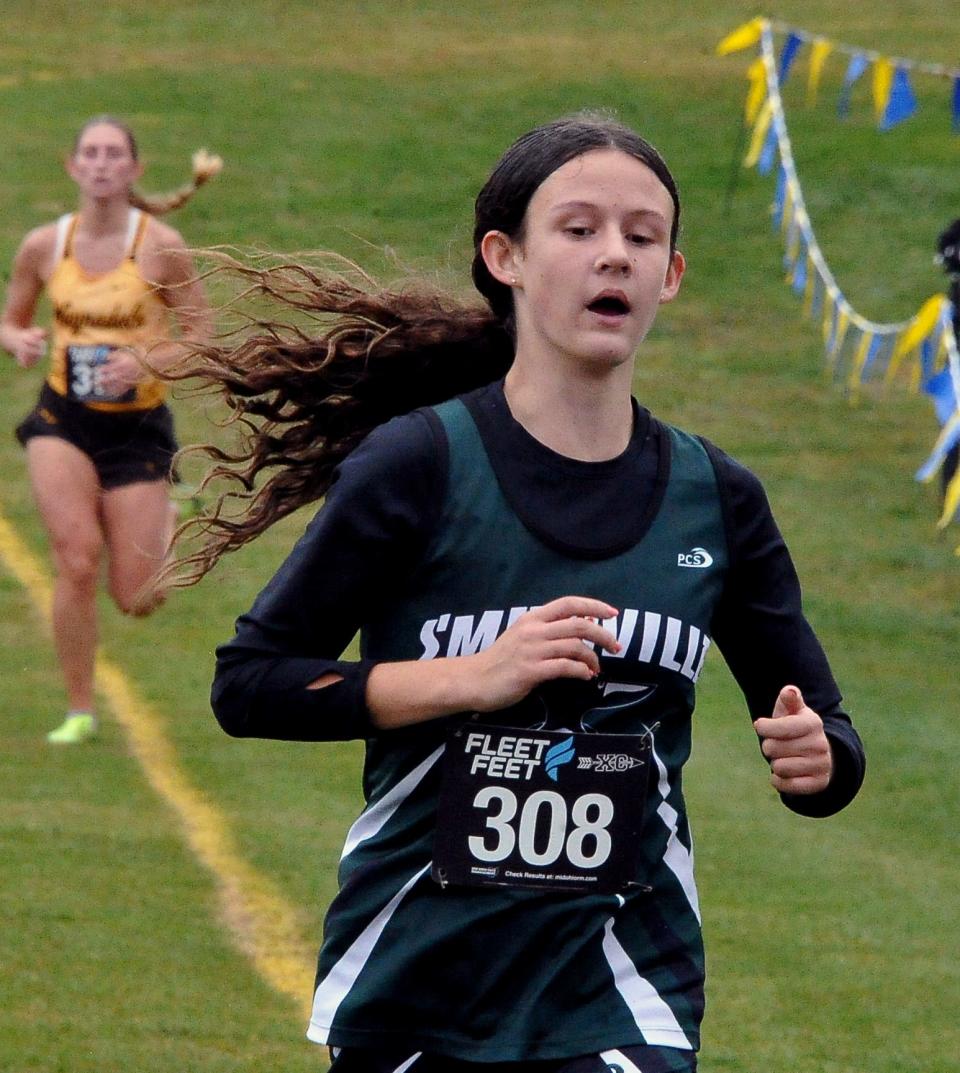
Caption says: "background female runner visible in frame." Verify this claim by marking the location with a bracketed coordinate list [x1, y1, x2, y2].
[170, 113, 865, 1072]
[1, 115, 218, 743]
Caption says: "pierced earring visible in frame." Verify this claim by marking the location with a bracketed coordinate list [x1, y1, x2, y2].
[510, 276, 518, 285]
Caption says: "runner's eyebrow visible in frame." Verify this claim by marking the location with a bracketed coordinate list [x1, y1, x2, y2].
[550, 201, 668, 223]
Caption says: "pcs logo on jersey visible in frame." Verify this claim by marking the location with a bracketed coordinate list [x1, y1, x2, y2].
[677, 546, 713, 568]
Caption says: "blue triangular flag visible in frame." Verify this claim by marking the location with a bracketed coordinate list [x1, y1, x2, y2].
[923, 365, 959, 426]
[860, 334, 883, 379]
[771, 165, 787, 227]
[875, 335, 897, 379]
[920, 336, 936, 381]
[757, 123, 778, 175]
[880, 66, 917, 130]
[791, 242, 808, 294]
[838, 53, 869, 117]
[779, 32, 803, 85]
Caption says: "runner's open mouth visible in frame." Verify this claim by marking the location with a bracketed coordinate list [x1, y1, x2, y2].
[587, 295, 631, 315]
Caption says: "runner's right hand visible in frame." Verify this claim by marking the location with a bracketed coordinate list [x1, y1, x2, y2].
[469, 596, 621, 712]
[11, 326, 47, 368]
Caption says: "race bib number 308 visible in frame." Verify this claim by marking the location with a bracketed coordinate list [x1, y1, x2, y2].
[432, 724, 651, 894]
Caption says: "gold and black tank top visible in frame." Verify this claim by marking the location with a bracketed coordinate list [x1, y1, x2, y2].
[46, 209, 169, 411]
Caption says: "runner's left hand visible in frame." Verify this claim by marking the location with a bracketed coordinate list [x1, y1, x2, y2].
[753, 685, 833, 795]
[100, 348, 145, 394]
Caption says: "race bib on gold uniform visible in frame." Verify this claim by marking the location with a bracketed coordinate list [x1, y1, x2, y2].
[433, 724, 652, 894]
[66, 345, 136, 404]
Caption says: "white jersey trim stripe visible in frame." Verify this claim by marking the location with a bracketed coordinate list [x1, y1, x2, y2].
[123, 208, 141, 256]
[600, 1049, 644, 1073]
[602, 918, 694, 1051]
[308, 863, 431, 1041]
[391, 1055, 422, 1073]
[651, 743, 700, 923]
[53, 213, 73, 264]
[341, 745, 445, 860]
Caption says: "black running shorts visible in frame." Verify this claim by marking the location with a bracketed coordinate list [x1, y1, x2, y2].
[15, 383, 179, 490]
[327, 1044, 696, 1073]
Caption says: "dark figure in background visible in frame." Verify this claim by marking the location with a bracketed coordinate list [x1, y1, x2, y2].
[935, 218, 960, 498]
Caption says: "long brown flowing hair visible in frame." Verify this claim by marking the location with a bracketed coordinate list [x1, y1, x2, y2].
[165, 257, 513, 584]
[167, 111, 680, 585]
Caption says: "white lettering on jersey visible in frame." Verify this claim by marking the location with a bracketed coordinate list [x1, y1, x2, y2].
[418, 606, 713, 684]
[448, 609, 505, 656]
[604, 608, 638, 658]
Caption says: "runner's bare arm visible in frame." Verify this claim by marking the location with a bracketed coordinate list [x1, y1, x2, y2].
[151, 228, 212, 349]
[0, 228, 54, 366]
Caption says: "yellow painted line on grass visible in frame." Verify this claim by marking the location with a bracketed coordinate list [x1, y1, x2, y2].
[0, 508, 316, 1024]
[0, 511, 54, 605]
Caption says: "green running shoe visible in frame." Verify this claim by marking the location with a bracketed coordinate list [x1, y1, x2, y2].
[46, 713, 97, 744]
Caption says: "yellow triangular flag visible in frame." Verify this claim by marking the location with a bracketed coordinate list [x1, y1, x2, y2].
[743, 98, 773, 168]
[717, 17, 766, 56]
[781, 179, 795, 234]
[872, 57, 894, 121]
[848, 330, 875, 392]
[745, 57, 767, 124]
[833, 306, 851, 357]
[822, 289, 838, 345]
[806, 39, 834, 107]
[887, 295, 946, 383]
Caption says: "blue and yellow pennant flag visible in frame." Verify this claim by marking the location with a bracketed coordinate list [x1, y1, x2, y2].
[719, 15, 960, 134]
[719, 16, 960, 540]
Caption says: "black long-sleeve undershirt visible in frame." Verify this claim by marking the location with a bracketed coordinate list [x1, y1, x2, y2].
[212, 381, 864, 817]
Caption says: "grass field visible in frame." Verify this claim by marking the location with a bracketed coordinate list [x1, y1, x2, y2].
[2, 3, 959, 1071]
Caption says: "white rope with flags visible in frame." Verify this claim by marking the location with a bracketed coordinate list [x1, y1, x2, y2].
[719, 16, 960, 540]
